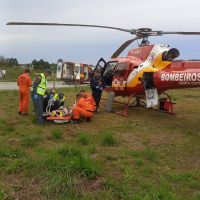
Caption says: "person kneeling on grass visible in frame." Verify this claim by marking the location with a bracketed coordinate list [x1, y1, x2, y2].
[70, 93, 94, 124]
[79, 89, 97, 112]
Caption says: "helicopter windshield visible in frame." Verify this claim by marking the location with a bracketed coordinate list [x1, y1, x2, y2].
[103, 61, 118, 86]
[114, 62, 128, 76]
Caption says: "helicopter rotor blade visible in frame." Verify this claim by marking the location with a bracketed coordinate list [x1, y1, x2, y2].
[111, 37, 138, 58]
[161, 31, 200, 35]
[7, 22, 200, 36]
[7, 22, 134, 34]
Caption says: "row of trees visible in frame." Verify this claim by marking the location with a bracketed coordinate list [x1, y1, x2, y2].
[0, 56, 56, 71]
[31, 59, 50, 69]
[0, 56, 18, 67]
[31, 59, 57, 73]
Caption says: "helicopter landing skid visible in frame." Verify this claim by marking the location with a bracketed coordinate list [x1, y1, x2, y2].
[101, 93, 137, 117]
[101, 92, 175, 116]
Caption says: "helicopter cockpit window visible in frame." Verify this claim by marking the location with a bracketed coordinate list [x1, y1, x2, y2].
[115, 62, 128, 76]
[103, 62, 117, 76]
[95, 60, 106, 74]
[103, 61, 117, 86]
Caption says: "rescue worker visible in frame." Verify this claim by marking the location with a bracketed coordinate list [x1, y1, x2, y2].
[79, 89, 96, 111]
[32, 69, 51, 124]
[17, 69, 32, 115]
[90, 71, 104, 112]
[43, 89, 56, 112]
[53, 92, 65, 107]
[70, 93, 94, 124]
[48, 92, 65, 111]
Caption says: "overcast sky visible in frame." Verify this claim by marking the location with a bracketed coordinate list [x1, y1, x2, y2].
[1, 0, 200, 64]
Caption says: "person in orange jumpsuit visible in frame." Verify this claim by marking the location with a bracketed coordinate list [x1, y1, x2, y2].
[79, 89, 97, 111]
[17, 69, 32, 115]
[71, 93, 94, 124]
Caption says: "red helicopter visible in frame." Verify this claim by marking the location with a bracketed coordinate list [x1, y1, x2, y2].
[7, 22, 200, 116]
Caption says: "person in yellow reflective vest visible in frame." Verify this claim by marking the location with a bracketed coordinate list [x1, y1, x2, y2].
[43, 89, 56, 112]
[32, 69, 51, 124]
[53, 92, 65, 107]
[47, 92, 65, 111]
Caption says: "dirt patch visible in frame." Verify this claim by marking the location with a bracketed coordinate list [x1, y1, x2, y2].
[148, 132, 183, 147]
[76, 177, 104, 194]
[120, 132, 145, 150]
[8, 138, 20, 146]
[6, 174, 46, 200]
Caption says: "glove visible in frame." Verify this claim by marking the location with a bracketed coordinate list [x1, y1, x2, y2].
[33, 94, 38, 100]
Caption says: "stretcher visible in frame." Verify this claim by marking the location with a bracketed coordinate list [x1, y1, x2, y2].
[44, 99, 72, 123]
[47, 115, 71, 123]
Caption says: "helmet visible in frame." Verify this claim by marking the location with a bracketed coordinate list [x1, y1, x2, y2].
[58, 92, 64, 100]
[50, 89, 55, 95]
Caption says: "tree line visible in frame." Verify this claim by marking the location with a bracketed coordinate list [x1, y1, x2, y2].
[0, 56, 56, 71]
[0, 56, 18, 67]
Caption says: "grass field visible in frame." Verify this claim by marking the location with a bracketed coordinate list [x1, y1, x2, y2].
[0, 87, 200, 200]
[0, 67, 25, 82]
[0, 67, 56, 82]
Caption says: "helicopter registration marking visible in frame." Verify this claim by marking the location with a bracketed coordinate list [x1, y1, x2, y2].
[149, 52, 156, 63]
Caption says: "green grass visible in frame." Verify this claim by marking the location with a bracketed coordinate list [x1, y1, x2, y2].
[0, 66, 24, 81]
[50, 129, 63, 140]
[0, 87, 200, 199]
[101, 131, 118, 146]
[78, 133, 91, 145]
[0, 66, 57, 82]
[21, 134, 43, 147]
[131, 148, 158, 162]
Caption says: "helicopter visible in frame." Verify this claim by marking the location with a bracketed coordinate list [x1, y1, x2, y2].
[7, 22, 200, 116]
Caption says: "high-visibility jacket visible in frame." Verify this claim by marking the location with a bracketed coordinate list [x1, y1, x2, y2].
[37, 73, 47, 96]
[53, 93, 65, 103]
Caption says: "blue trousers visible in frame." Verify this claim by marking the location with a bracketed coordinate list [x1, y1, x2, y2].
[92, 90, 102, 110]
[33, 94, 44, 124]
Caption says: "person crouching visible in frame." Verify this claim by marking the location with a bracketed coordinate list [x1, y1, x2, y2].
[70, 93, 94, 124]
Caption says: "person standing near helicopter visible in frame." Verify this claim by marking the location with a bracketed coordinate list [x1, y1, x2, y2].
[17, 68, 32, 115]
[32, 69, 51, 124]
[90, 71, 104, 112]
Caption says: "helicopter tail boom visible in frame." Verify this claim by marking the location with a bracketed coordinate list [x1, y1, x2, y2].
[153, 64, 200, 91]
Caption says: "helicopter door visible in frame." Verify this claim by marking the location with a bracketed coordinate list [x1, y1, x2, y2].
[142, 72, 158, 108]
[94, 57, 107, 75]
[112, 62, 129, 94]
[142, 72, 154, 89]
